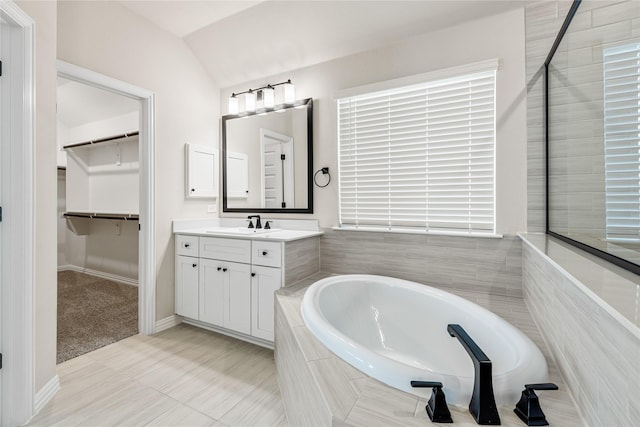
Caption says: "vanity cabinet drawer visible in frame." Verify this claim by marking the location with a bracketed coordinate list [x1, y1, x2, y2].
[176, 234, 199, 257]
[252, 241, 282, 267]
[200, 237, 251, 263]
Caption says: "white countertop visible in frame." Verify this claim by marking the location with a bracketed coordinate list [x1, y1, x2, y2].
[172, 218, 323, 242]
[175, 227, 323, 242]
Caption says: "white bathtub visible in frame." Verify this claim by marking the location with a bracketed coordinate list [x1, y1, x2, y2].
[301, 274, 549, 406]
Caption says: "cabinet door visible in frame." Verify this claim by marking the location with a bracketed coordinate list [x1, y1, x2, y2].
[199, 258, 224, 327]
[223, 261, 252, 335]
[175, 255, 199, 319]
[251, 265, 282, 341]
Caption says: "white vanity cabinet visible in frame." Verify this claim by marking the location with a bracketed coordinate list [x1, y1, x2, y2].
[175, 233, 296, 347]
[175, 255, 200, 319]
[251, 265, 281, 341]
[197, 237, 252, 335]
[175, 234, 200, 319]
[199, 259, 251, 335]
[250, 240, 282, 341]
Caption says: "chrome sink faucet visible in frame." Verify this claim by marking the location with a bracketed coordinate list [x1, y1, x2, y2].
[247, 215, 262, 229]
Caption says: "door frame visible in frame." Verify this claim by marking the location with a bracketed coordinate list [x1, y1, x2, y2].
[57, 60, 157, 336]
[0, 2, 35, 425]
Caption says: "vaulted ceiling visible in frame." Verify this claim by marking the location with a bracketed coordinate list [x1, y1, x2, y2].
[116, 1, 533, 89]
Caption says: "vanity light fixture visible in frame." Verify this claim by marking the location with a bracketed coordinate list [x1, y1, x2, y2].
[228, 94, 239, 115]
[228, 79, 295, 114]
[263, 85, 275, 108]
[283, 80, 295, 103]
[245, 89, 256, 112]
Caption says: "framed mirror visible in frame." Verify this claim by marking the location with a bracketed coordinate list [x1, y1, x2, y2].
[222, 98, 313, 213]
[546, 0, 640, 275]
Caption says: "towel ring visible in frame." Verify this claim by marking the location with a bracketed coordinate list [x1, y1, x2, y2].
[314, 167, 331, 188]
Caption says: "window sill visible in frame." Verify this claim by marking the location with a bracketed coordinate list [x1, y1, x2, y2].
[333, 226, 503, 239]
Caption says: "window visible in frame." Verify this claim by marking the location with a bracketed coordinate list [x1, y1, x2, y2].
[337, 66, 497, 234]
[604, 42, 640, 242]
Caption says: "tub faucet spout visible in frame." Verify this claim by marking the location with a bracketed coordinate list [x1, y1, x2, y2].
[447, 324, 501, 425]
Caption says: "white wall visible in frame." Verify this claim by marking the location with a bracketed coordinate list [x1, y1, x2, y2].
[57, 0, 220, 320]
[221, 8, 528, 235]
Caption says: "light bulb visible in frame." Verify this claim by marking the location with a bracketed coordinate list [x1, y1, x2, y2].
[263, 86, 275, 108]
[283, 81, 295, 103]
[228, 95, 239, 115]
[245, 90, 256, 112]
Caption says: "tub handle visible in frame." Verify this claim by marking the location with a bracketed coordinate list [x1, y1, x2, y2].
[513, 383, 558, 426]
[410, 381, 453, 423]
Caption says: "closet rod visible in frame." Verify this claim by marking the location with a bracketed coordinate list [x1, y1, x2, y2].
[63, 131, 139, 149]
[64, 212, 139, 221]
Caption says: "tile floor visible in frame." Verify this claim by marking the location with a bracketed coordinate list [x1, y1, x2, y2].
[27, 324, 287, 427]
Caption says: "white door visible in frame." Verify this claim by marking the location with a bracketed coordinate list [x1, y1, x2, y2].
[251, 266, 281, 341]
[175, 255, 199, 319]
[223, 261, 251, 335]
[0, 15, 5, 420]
[226, 151, 249, 199]
[260, 129, 294, 208]
[0, 5, 35, 424]
[186, 144, 217, 199]
[199, 258, 224, 327]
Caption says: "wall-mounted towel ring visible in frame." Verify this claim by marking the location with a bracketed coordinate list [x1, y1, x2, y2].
[314, 167, 331, 188]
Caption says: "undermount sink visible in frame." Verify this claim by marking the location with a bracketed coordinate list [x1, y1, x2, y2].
[205, 227, 281, 235]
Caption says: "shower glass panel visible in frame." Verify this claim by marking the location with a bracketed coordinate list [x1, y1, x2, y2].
[546, 0, 640, 274]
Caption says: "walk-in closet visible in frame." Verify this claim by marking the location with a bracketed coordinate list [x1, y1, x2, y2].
[57, 77, 140, 363]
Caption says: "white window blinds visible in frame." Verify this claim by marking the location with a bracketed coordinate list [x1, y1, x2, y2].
[338, 69, 496, 234]
[604, 43, 640, 242]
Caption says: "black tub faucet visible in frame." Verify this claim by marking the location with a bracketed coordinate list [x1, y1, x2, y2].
[447, 324, 501, 425]
[247, 215, 262, 229]
[514, 383, 558, 426]
[410, 381, 453, 423]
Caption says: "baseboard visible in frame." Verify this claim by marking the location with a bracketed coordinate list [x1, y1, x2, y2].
[34, 375, 60, 414]
[155, 314, 182, 332]
[58, 264, 138, 287]
[182, 318, 274, 350]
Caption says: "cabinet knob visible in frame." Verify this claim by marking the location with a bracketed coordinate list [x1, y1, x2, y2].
[217, 267, 222, 271]
[262, 250, 268, 256]
[251, 272, 256, 277]
[222, 268, 228, 272]
[184, 243, 190, 248]
[192, 263, 197, 268]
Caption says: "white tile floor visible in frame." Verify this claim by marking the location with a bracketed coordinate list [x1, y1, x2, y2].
[27, 324, 287, 427]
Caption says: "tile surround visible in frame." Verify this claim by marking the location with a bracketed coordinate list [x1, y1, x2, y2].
[522, 233, 640, 427]
[320, 228, 523, 297]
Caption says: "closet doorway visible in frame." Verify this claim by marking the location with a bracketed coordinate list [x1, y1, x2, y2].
[56, 61, 156, 363]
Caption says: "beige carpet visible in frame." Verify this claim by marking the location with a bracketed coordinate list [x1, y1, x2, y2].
[57, 270, 138, 364]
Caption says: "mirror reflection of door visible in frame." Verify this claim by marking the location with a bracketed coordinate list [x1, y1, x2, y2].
[227, 151, 249, 199]
[260, 128, 294, 208]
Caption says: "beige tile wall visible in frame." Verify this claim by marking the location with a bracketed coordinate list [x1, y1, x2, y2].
[526, 0, 573, 233]
[284, 236, 320, 286]
[523, 240, 640, 426]
[320, 229, 522, 297]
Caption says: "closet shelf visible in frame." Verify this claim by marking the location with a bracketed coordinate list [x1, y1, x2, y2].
[63, 211, 139, 221]
[63, 131, 139, 149]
